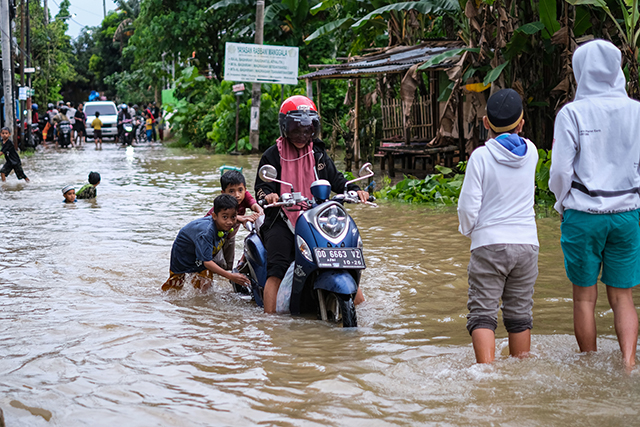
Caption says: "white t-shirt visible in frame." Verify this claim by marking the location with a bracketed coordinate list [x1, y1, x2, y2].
[67, 107, 77, 124]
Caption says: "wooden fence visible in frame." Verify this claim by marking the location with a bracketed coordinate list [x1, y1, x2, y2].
[381, 94, 434, 142]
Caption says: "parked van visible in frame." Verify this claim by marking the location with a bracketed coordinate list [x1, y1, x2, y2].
[84, 101, 118, 140]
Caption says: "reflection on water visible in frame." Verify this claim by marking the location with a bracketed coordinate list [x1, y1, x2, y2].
[0, 144, 638, 426]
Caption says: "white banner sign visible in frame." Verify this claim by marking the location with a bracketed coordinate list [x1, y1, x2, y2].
[224, 42, 299, 85]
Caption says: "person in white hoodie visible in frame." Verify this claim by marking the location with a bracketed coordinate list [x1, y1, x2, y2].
[458, 88, 539, 363]
[549, 39, 640, 368]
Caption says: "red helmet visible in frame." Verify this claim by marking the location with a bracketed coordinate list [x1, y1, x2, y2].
[278, 95, 320, 141]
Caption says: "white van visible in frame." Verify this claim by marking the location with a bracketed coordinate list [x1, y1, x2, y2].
[84, 101, 118, 140]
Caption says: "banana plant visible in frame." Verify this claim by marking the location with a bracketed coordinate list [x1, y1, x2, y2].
[566, 0, 640, 98]
[306, 0, 461, 48]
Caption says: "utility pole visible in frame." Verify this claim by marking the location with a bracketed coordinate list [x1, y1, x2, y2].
[19, 0, 25, 149]
[249, 0, 264, 152]
[26, 0, 31, 147]
[103, 0, 106, 18]
[1, 0, 15, 137]
[43, 0, 47, 24]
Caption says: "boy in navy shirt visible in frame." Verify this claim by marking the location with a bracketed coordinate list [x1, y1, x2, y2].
[162, 194, 250, 291]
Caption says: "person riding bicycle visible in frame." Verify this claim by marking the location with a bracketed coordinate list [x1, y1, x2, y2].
[254, 95, 369, 314]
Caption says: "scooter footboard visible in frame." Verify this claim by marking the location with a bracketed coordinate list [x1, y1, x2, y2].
[313, 270, 358, 295]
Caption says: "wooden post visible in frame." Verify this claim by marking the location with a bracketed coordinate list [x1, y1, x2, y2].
[316, 79, 321, 139]
[354, 78, 360, 169]
[249, 0, 265, 152]
[306, 78, 313, 101]
[430, 70, 439, 140]
[234, 93, 240, 150]
[457, 90, 465, 162]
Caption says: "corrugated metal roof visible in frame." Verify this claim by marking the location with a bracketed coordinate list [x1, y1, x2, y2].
[300, 41, 464, 80]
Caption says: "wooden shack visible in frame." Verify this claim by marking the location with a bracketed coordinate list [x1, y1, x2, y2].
[299, 41, 470, 177]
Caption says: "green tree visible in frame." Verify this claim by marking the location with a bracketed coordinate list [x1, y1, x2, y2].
[19, 0, 77, 105]
[87, 11, 134, 99]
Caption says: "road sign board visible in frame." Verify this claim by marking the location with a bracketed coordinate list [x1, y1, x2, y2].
[232, 83, 245, 92]
[224, 42, 299, 85]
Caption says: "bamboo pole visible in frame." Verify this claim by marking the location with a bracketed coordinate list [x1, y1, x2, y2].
[316, 79, 321, 139]
[354, 78, 360, 168]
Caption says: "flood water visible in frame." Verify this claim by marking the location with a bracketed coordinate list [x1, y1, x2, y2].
[1, 142, 639, 426]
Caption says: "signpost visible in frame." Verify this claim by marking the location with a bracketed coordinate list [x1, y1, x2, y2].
[225, 42, 299, 153]
[224, 42, 299, 85]
[231, 83, 245, 155]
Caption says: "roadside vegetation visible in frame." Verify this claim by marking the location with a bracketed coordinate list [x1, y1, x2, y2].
[15, 0, 640, 157]
[375, 149, 557, 213]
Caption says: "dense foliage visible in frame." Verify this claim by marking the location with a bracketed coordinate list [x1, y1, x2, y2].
[12, 0, 640, 154]
[375, 164, 465, 205]
[376, 151, 557, 209]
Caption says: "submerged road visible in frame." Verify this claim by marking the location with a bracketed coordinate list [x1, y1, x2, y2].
[0, 143, 638, 426]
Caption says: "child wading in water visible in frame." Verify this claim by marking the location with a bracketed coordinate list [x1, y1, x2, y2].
[77, 171, 101, 199]
[457, 89, 539, 363]
[1, 127, 30, 182]
[205, 170, 264, 270]
[62, 185, 76, 203]
[92, 112, 103, 149]
[162, 194, 250, 292]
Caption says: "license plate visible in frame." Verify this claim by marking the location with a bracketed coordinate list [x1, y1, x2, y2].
[314, 248, 365, 269]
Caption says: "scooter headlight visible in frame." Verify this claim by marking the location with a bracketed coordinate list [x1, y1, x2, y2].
[317, 204, 347, 239]
[297, 235, 313, 262]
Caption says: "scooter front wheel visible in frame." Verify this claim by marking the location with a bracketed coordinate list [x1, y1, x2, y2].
[317, 290, 357, 328]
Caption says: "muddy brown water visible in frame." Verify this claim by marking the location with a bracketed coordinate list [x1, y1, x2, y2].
[0, 143, 638, 426]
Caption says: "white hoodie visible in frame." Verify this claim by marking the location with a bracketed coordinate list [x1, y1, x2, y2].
[458, 138, 539, 250]
[549, 39, 640, 215]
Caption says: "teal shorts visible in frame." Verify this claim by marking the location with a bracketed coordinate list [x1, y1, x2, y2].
[561, 209, 640, 288]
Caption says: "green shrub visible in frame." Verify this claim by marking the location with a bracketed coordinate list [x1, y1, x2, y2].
[375, 152, 558, 209]
[375, 165, 464, 205]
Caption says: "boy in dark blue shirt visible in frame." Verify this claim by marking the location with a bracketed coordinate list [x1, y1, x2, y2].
[162, 194, 250, 291]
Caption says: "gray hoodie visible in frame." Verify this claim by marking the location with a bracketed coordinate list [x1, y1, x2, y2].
[549, 39, 640, 215]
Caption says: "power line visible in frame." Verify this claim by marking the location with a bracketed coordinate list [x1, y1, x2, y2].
[0, 26, 33, 64]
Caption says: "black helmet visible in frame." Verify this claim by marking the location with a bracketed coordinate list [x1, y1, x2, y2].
[48, 103, 54, 109]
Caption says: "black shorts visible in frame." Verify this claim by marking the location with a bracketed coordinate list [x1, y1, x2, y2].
[93, 129, 102, 139]
[73, 122, 85, 133]
[262, 213, 295, 280]
[1, 162, 27, 180]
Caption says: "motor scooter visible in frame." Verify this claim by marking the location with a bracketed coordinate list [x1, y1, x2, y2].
[28, 122, 41, 147]
[57, 120, 72, 147]
[234, 162, 376, 327]
[120, 119, 134, 146]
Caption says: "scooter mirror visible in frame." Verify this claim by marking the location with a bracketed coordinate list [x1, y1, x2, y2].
[259, 165, 278, 182]
[359, 162, 373, 177]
